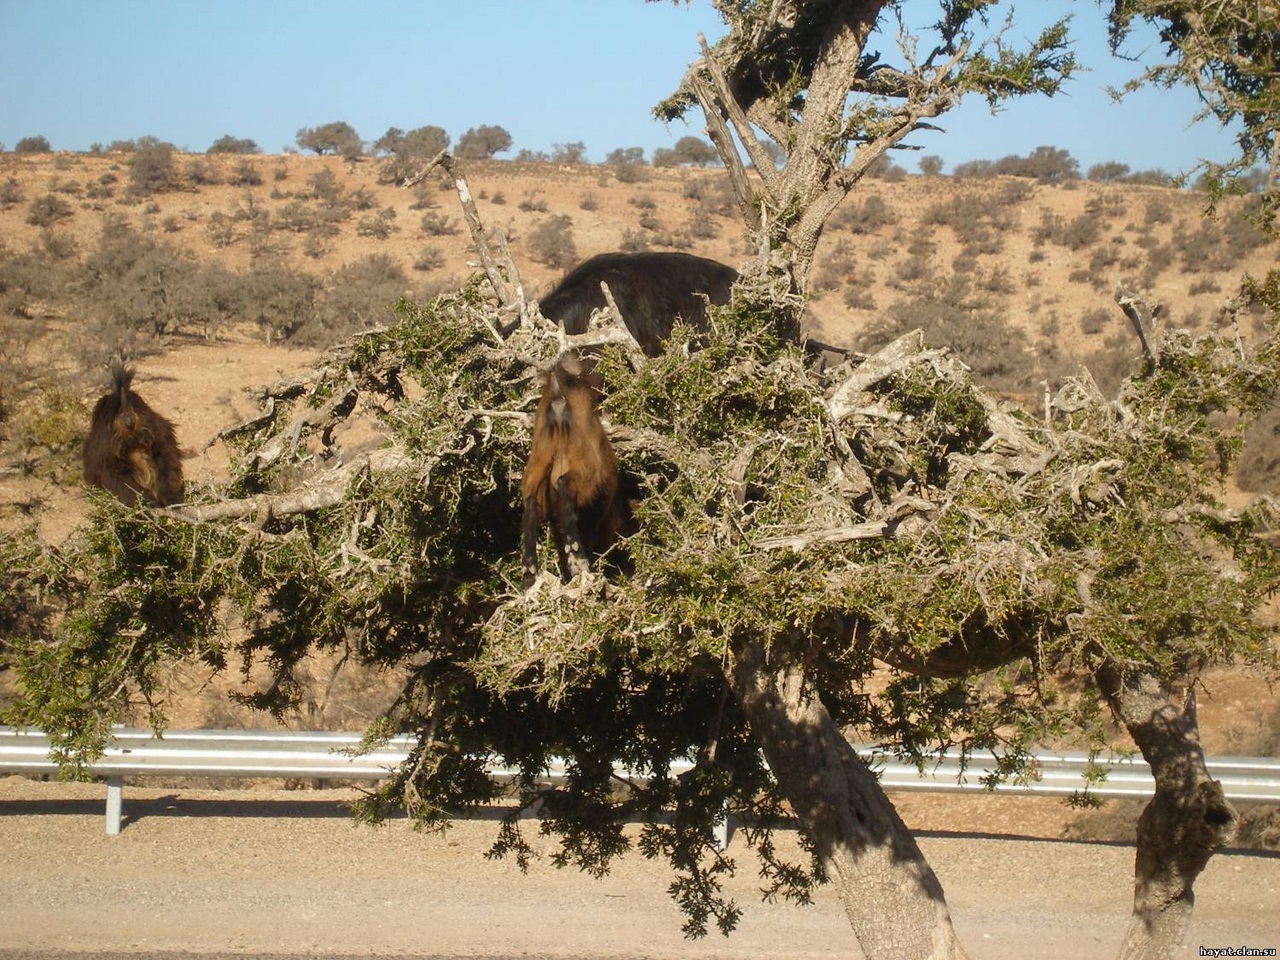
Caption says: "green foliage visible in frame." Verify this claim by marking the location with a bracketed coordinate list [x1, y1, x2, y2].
[296, 122, 363, 158]
[11, 383, 86, 455]
[455, 125, 513, 160]
[656, 4, 1076, 143]
[4, 1, 1278, 941]
[3, 266, 1278, 933]
[375, 125, 450, 184]
[1109, 0, 1280, 232]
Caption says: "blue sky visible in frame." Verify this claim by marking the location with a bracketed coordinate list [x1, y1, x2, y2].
[0, 0, 1242, 178]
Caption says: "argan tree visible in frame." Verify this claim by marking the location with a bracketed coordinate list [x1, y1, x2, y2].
[1108, 0, 1280, 229]
[207, 135, 261, 155]
[374, 125, 451, 184]
[652, 134, 719, 166]
[3, 4, 1278, 960]
[455, 124, 514, 160]
[127, 137, 180, 196]
[295, 121, 363, 158]
[14, 135, 52, 154]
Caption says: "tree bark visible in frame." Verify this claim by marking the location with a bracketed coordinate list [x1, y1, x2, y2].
[1096, 666, 1238, 960]
[727, 637, 969, 960]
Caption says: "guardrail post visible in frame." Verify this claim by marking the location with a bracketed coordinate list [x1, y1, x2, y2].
[105, 776, 123, 835]
[713, 813, 729, 851]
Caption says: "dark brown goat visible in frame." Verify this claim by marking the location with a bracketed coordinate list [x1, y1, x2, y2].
[82, 362, 184, 507]
[539, 251, 737, 356]
[520, 351, 630, 589]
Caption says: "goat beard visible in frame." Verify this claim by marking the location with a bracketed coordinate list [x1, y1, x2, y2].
[124, 444, 160, 502]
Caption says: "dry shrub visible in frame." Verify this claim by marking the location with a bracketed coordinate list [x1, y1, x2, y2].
[420, 212, 458, 236]
[243, 263, 319, 343]
[26, 193, 74, 227]
[230, 161, 263, 187]
[1144, 197, 1174, 225]
[127, 141, 179, 196]
[518, 192, 549, 213]
[413, 244, 445, 272]
[295, 253, 408, 348]
[619, 228, 649, 253]
[1236, 401, 1280, 493]
[0, 177, 24, 208]
[811, 240, 856, 297]
[184, 157, 220, 186]
[830, 192, 897, 234]
[1080, 308, 1112, 336]
[357, 208, 399, 239]
[1034, 208, 1101, 250]
[409, 185, 438, 210]
[10, 382, 88, 482]
[682, 178, 736, 218]
[868, 276, 1036, 394]
[527, 214, 578, 268]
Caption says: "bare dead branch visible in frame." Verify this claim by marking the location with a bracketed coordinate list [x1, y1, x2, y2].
[407, 150, 527, 321]
[164, 449, 416, 524]
[1115, 287, 1160, 363]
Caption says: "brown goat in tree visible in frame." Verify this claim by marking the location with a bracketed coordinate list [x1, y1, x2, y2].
[520, 253, 738, 587]
[82, 361, 185, 507]
[520, 351, 630, 589]
[539, 251, 737, 356]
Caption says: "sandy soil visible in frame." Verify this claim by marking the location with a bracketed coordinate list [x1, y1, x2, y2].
[1, 776, 1277, 959]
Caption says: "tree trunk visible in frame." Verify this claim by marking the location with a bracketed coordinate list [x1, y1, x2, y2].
[1096, 666, 1238, 960]
[727, 637, 969, 959]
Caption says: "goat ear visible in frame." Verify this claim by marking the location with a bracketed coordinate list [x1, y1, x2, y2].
[558, 350, 585, 377]
[110, 359, 136, 400]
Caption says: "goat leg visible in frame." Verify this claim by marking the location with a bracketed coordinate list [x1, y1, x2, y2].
[554, 477, 592, 580]
[520, 494, 543, 590]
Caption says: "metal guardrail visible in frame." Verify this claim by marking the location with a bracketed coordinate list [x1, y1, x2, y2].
[3, 725, 1278, 836]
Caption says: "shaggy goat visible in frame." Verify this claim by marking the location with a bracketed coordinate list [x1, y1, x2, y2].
[520, 351, 629, 589]
[539, 251, 737, 356]
[82, 362, 184, 507]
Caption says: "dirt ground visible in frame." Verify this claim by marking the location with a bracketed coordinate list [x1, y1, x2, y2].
[1, 776, 1277, 959]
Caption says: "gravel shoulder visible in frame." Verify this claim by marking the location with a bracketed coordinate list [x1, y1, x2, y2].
[1, 777, 1277, 959]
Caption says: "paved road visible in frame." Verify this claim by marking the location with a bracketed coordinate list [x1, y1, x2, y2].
[1, 778, 1277, 959]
